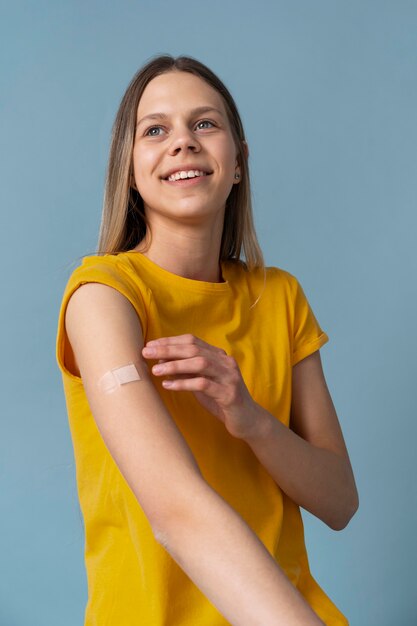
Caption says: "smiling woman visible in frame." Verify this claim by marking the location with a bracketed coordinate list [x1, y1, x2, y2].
[56, 54, 357, 626]
[128, 70, 240, 254]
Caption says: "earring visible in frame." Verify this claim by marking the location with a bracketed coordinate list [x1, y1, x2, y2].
[234, 172, 240, 180]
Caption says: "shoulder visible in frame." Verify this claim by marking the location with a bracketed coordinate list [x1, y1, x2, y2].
[57, 253, 151, 358]
[265, 266, 298, 288]
[225, 261, 304, 313]
[226, 259, 296, 284]
[63, 252, 150, 305]
[66, 252, 143, 286]
[241, 262, 300, 297]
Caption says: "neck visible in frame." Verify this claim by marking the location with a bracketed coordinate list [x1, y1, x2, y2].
[133, 214, 225, 283]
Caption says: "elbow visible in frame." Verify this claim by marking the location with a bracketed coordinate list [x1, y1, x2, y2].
[153, 525, 171, 550]
[327, 458, 360, 531]
[151, 512, 187, 554]
[150, 476, 212, 547]
[327, 488, 360, 531]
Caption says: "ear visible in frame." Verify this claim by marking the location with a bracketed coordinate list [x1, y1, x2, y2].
[234, 141, 249, 183]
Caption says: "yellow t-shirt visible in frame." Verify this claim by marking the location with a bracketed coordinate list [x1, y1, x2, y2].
[56, 250, 348, 626]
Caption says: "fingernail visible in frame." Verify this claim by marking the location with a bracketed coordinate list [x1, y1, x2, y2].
[142, 347, 156, 356]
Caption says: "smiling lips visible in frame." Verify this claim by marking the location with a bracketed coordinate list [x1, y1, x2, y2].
[162, 169, 212, 187]
[167, 169, 209, 182]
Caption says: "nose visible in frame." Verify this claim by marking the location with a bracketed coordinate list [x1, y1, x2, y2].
[168, 125, 201, 155]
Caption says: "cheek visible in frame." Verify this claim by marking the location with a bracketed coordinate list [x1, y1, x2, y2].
[132, 146, 157, 182]
[219, 137, 238, 173]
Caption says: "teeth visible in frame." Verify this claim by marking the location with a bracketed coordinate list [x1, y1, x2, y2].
[167, 170, 208, 182]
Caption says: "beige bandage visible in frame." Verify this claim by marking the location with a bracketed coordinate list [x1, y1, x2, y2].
[97, 363, 142, 394]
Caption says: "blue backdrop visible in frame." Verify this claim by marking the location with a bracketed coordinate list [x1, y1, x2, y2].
[1, 2, 416, 625]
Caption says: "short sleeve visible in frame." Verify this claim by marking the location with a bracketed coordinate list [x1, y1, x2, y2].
[291, 277, 329, 366]
[56, 255, 150, 381]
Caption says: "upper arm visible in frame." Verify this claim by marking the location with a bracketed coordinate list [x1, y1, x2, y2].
[290, 350, 351, 461]
[65, 282, 204, 531]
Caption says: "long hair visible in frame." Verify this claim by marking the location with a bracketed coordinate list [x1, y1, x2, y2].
[98, 54, 265, 274]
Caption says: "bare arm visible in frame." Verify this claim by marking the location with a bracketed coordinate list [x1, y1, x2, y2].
[65, 283, 324, 625]
[242, 351, 359, 530]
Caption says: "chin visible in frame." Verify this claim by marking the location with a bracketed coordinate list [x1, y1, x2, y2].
[143, 197, 226, 223]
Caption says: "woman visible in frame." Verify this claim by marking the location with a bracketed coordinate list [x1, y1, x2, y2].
[56, 54, 358, 625]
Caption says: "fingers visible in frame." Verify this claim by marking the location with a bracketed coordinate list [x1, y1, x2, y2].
[146, 333, 201, 347]
[142, 337, 227, 364]
[141, 335, 254, 437]
[162, 376, 223, 394]
[144, 334, 227, 357]
[143, 343, 200, 360]
[142, 335, 231, 384]
[152, 355, 225, 380]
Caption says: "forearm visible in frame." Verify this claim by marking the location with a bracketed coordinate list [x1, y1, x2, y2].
[153, 482, 323, 626]
[243, 405, 358, 530]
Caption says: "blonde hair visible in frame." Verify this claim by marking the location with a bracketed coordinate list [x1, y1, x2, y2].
[98, 54, 265, 278]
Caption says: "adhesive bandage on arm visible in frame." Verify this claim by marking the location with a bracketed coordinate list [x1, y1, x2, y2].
[97, 363, 143, 394]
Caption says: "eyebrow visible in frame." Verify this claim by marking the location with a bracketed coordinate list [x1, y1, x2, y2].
[136, 106, 225, 129]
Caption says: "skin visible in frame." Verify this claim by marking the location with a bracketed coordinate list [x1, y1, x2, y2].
[145, 335, 359, 530]
[132, 71, 359, 531]
[66, 70, 357, 623]
[131, 69, 243, 282]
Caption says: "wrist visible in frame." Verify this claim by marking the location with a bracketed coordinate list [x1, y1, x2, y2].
[240, 402, 274, 445]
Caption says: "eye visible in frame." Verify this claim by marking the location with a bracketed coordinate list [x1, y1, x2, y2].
[196, 120, 215, 130]
[145, 126, 164, 137]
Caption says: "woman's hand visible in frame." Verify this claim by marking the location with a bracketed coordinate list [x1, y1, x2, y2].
[142, 334, 260, 439]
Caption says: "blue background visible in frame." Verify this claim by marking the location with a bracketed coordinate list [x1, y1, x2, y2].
[1, 2, 416, 625]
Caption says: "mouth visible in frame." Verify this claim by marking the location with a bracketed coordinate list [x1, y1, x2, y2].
[161, 169, 213, 182]
[162, 170, 213, 186]
[162, 173, 211, 187]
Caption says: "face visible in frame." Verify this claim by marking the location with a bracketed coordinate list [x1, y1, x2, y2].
[131, 71, 240, 225]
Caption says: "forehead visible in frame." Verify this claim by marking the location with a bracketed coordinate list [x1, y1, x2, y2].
[136, 71, 227, 118]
